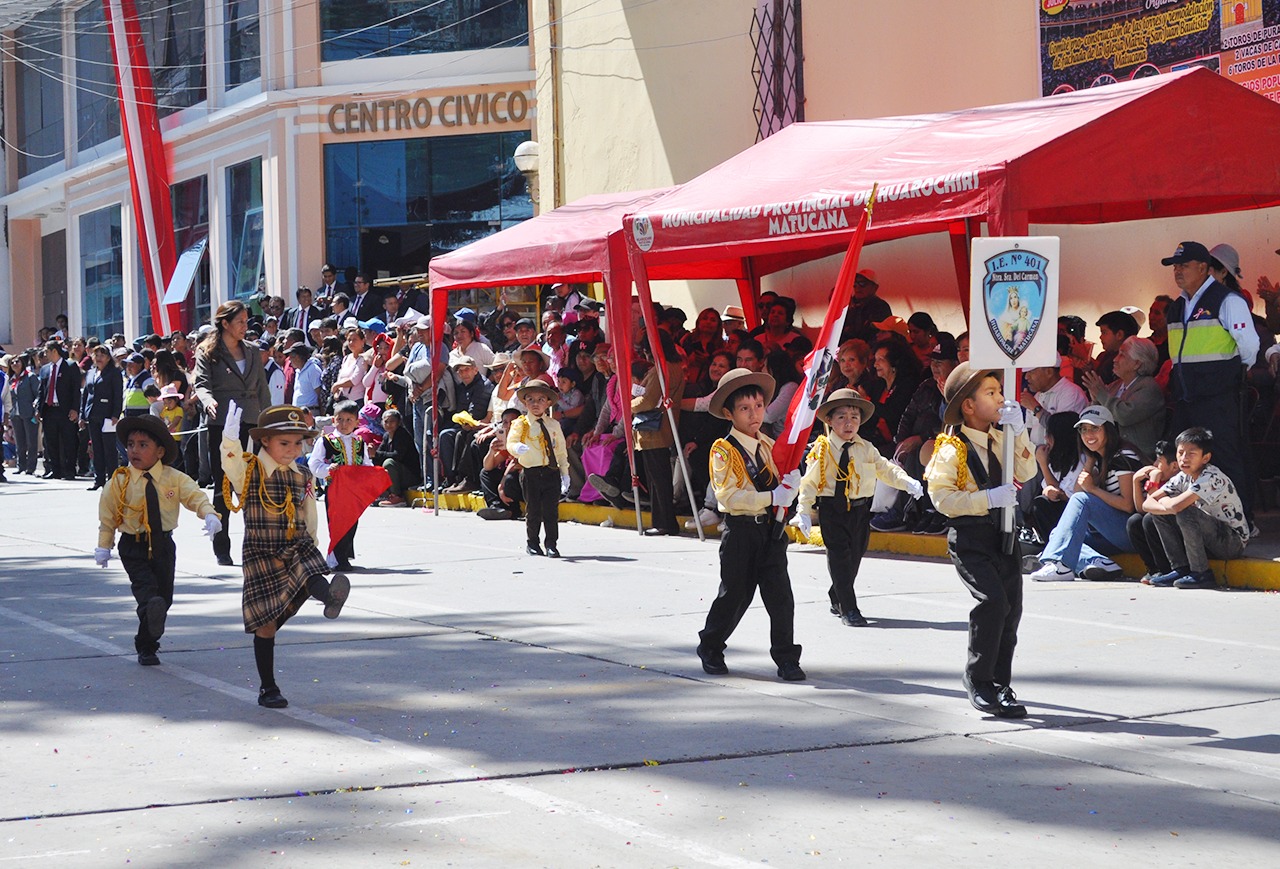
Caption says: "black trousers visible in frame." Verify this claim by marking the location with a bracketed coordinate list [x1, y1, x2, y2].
[87, 418, 118, 486]
[640, 447, 678, 533]
[521, 465, 560, 547]
[1126, 511, 1171, 575]
[43, 409, 78, 479]
[119, 531, 176, 655]
[817, 496, 872, 616]
[208, 422, 250, 560]
[698, 515, 801, 667]
[1172, 391, 1252, 516]
[333, 521, 358, 564]
[947, 520, 1022, 686]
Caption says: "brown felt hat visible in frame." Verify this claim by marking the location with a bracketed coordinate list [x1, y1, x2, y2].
[815, 388, 875, 428]
[941, 363, 1001, 427]
[115, 415, 180, 466]
[249, 404, 320, 441]
[707, 368, 775, 420]
[515, 377, 559, 403]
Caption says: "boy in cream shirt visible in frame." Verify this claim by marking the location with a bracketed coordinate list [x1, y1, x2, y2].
[506, 378, 569, 557]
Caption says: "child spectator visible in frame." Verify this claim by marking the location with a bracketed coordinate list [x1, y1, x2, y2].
[220, 400, 350, 709]
[1128, 440, 1180, 584]
[924, 364, 1036, 718]
[156, 384, 184, 434]
[309, 400, 374, 571]
[143, 383, 163, 418]
[506, 379, 569, 556]
[1142, 427, 1248, 589]
[695, 368, 805, 682]
[555, 368, 586, 438]
[795, 389, 923, 626]
[355, 401, 385, 449]
[478, 408, 523, 520]
[374, 408, 420, 507]
[95, 415, 221, 666]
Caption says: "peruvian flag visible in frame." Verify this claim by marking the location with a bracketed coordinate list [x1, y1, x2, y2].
[103, 0, 181, 335]
[772, 186, 878, 480]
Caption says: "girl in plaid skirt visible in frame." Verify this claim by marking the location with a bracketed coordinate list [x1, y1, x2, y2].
[220, 401, 351, 709]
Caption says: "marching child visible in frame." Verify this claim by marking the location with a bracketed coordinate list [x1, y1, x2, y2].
[695, 368, 805, 682]
[220, 400, 350, 709]
[506, 379, 569, 557]
[795, 389, 923, 626]
[308, 399, 374, 571]
[1142, 427, 1248, 589]
[95, 415, 221, 666]
[924, 363, 1036, 718]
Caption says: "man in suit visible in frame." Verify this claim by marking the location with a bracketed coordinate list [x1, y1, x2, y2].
[346, 274, 378, 322]
[39, 340, 81, 480]
[285, 286, 322, 341]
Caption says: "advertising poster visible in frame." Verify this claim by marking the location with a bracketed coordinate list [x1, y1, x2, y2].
[1039, 0, 1280, 103]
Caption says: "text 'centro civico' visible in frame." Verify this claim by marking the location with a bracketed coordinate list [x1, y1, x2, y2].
[327, 91, 531, 134]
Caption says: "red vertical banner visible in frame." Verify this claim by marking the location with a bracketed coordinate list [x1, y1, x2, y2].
[103, 0, 181, 335]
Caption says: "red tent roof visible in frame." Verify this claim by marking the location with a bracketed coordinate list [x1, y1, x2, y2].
[427, 187, 680, 291]
[624, 69, 1280, 277]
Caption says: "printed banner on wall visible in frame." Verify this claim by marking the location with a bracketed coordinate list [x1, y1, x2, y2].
[1039, 0, 1280, 103]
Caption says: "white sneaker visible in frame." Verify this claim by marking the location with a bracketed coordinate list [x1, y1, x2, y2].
[600, 516, 614, 528]
[1030, 561, 1076, 582]
[1080, 556, 1123, 580]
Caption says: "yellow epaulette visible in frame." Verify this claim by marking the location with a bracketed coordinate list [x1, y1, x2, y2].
[108, 466, 156, 555]
[710, 438, 749, 489]
[222, 454, 299, 539]
[807, 435, 830, 491]
[931, 431, 970, 490]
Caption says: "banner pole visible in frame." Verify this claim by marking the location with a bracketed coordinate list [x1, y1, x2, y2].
[1002, 365, 1017, 554]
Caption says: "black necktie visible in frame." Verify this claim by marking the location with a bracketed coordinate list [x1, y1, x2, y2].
[143, 471, 162, 538]
[834, 440, 852, 504]
[987, 438, 1003, 483]
[538, 420, 553, 466]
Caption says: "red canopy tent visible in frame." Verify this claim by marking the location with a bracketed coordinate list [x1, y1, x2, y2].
[622, 68, 1280, 320]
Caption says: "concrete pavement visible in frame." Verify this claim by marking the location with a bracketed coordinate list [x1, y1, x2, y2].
[2, 474, 1279, 866]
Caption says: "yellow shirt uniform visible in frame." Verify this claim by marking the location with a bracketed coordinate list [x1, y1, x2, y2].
[506, 413, 568, 473]
[710, 428, 779, 516]
[98, 463, 216, 549]
[797, 433, 915, 515]
[221, 435, 321, 544]
[924, 425, 1035, 518]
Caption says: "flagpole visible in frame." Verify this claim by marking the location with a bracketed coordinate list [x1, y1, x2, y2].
[1002, 366, 1017, 554]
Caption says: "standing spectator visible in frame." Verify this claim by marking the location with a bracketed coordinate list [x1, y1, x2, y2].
[331, 328, 370, 405]
[450, 318, 495, 370]
[121, 353, 154, 419]
[288, 345, 325, 413]
[906, 312, 939, 366]
[194, 300, 272, 566]
[316, 263, 345, 304]
[346, 273, 378, 322]
[9, 354, 40, 474]
[1147, 294, 1172, 369]
[1081, 336, 1165, 459]
[39, 340, 81, 480]
[681, 307, 725, 361]
[633, 330, 685, 536]
[284, 286, 322, 338]
[1162, 241, 1258, 518]
[81, 345, 123, 489]
[261, 339, 286, 406]
[757, 302, 805, 355]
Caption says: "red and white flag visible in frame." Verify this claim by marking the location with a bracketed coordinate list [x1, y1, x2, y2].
[103, 0, 181, 335]
[772, 186, 878, 479]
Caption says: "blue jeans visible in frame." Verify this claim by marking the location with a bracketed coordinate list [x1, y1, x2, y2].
[1039, 491, 1134, 572]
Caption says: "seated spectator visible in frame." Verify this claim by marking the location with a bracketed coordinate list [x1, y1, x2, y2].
[1127, 439, 1179, 583]
[1142, 427, 1249, 589]
[1081, 336, 1165, 460]
[757, 301, 805, 355]
[735, 338, 766, 373]
[555, 368, 586, 437]
[826, 339, 885, 403]
[866, 336, 921, 455]
[374, 408, 420, 507]
[1091, 310, 1141, 384]
[438, 355, 495, 494]
[354, 401, 384, 449]
[1020, 354, 1088, 447]
[1027, 411, 1084, 545]
[762, 349, 801, 438]
[884, 335, 956, 535]
[1029, 406, 1142, 582]
[477, 408, 524, 520]
[450, 318, 494, 370]
[906, 312, 939, 367]
[681, 307, 726, 361]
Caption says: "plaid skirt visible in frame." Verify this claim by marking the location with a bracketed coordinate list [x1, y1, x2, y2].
[241, 463, 330, 633]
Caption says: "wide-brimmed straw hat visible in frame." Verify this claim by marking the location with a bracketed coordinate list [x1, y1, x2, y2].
[708, 367, 775, 419]
[815, 388, 874, 427]
[115, 415, 180, 465]
[249, 404, 320, 441]
[941, 362, 1000, 427]
[515, 377, 559, 403]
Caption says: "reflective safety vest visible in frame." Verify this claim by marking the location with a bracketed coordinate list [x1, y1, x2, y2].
[1167, 281, 1241, 401]
[122, 372, 153, 413]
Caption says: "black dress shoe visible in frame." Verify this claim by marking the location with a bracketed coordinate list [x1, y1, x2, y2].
[697, 646, 728, 675]
[545, 547, 561, 558]
[137, 652, 161, 666]
[87, 483, 104, 491]
[40, 471, 55, 479]
[777, 662, 807, 682]
[840, 611, 869, 627]
[963, 674, 1000, 714]
[995, 685, 1028, 719]
[829, 604, 840, 616]
[258, 686, 289, 708]
[643, 527, 675, 537]
[216, 555, 234, 566]
[526, 544, 544, 556]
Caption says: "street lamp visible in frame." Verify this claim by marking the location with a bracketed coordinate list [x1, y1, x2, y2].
[512, 140, 540, 215]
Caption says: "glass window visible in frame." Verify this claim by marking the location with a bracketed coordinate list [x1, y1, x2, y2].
[15, 9, 66, 175]
[137, 0, 207, 115]
[226, 158, 264, 300]
[143, 176, 212, 334]
[81, 206, 125, 341]
[226, 1, 261, 89]
[321, 0, 529, 62]
[75, 3, 121, 152]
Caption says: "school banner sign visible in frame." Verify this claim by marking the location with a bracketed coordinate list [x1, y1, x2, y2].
[1040, 0, 1280, 103]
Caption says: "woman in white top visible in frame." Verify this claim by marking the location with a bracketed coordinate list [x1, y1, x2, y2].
[331, 328, 369, 404]
[449, 320, 494, 369]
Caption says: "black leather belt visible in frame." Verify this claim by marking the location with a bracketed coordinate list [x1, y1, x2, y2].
[120, 530, 171, 542]
[725, 513, 771, 525]
[816, 496, 871, 508]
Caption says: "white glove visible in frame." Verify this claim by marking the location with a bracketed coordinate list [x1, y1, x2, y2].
[998, 399, 1026, 435]
[202, 513, 223, 538]
[511, 443, 531, 456]
[986, 484, 1018, 510]
[94, 547, 111, 568]
[780, 469, 802, 491]
[796, 512, 813, 537]
[770, 470, 802, 509]
[223, 399, 243, 436]
[631, 383, 646, 398]
[905, 478, 924, 500]
[560, 474, 570, 495]
[693, 394, 713, 413]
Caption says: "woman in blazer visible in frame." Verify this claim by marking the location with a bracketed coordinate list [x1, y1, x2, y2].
[80, 346, 123, 489]
[1082, 336, 1166, 461]
[195, 300, 273, 565]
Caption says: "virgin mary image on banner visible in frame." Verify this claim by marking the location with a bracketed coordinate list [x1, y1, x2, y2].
[982, 249, 1048, 361]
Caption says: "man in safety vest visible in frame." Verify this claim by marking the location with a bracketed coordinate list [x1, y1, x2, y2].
[1162, 240, 1259, 517]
